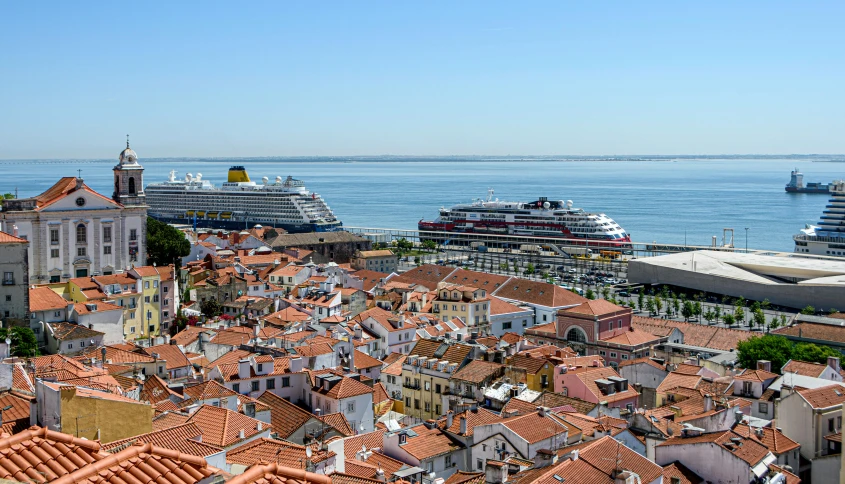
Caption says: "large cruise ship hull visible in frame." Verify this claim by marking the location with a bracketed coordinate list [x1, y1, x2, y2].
[418, 220, 632, 248]
[151, 214, 341, 233]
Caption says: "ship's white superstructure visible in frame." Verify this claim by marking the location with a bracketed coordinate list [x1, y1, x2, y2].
[419, 189, 630, 245]
[145, 166, 341, 232]
[794, 180, 845, 257]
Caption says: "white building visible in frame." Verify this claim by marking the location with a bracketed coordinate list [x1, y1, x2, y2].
[1, 139, 147, 283]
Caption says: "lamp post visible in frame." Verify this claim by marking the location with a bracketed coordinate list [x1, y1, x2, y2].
[744, 227, 749, 253]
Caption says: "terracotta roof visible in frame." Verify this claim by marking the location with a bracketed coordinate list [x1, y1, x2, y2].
[373, 382, 390, 404]
[768, 464, 802, 484]
[204, 349, 254, 371]
[618, 356, 666, 370]
[451, 360, 504, 383]
[661, 461, 704, 484]
[322, 412, 354, 436]
[47, 321, 104, 341]
[0, 426, 214, 484]
[257, 391, 316, 439]
[348, 270, 390, 291]
[565, 299, 625, 316]
[0, 231, 27, 243]
[782, 359, 831, 378]
[0, 392, 31, 434]
[209, 328, 256, 346]
[333, 472, 384, 484]
[599, 327, 662, 346]
[186, 404, 270, 447]
[28, 286, 69, 311]
[381, 355, 406, 376]
[735, 369, 779, 382]
[733, 424, 800, 455]
[533, 392, 599, 415]
[183, 380, 239, 401]
[501, 411, 573, 444]
[526, 322, 557, 334]
[633, 316, 753, 351]
[798, 384, 845, 409]
[82, 345, 156, 364]
[153, 411, 191, 431]
[226, 438, 334, 468]
[656, 372, 702, 394]
[342, 429, 387, 459]
[774, 321, 845, 344]
[658, 430, 771, 467]
[11, 364, 34, 393]
[440, 407, 505, 437]
[390, 265, 456, 287]
[141, 343, 189, 371]
[102, 422, 223, 457]
[507, 354, 552, 375]
[444, 471, 485, 484]
[312, 373, 374, 400]
[575, 367, 640, 403]
[225, 462, 332, 484]
[140, 374, 182, 404]
[494, 278, 587, 308]
[171, 326, 213, 346]
[399, 424, 462, 460]
[215, 356, 291, 382]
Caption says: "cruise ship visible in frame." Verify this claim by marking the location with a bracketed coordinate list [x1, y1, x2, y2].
[146, 167, 342, 232]
[794, 180, 845, 257]
[419, 189, 631, 247]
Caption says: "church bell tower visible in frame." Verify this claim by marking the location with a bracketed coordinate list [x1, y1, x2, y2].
[113, 135, 146, 207]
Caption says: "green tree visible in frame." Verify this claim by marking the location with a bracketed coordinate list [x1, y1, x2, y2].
[714, 306, 721, 322]
[736, 334, 794, 371]
[601, 287, 611, 300]
[0, 193, 13, 208]
[681, 301, 694, 321]
[703, 309, 715, 325]
[752, 309, 766, 329]
[801, 305, 816, 315]
[637, 291, 645, 312]
[761, 298, 771, 311]
[723, 313, 736, 327]
[499, 263, 508, 272]
[585, 289, 596, 300]
[734, 305, 745, 326]
[200, 299, 222, 318]
[395, 238, 413, 252]
[792, 342, 842, 364]
[654, 296, 663, 315]
[693, 301, 702, 322]
[672, 297, 680, 317]
[146, 217, 191, 267]
[829, 308, 840, 315]
[646, 297, 656, 316]
[263, 228, 278, 240]
[414, 256, 421, 265]
[421, 240, 437, 252]
[0, 327, 38, 357]
[525, 263, 535, 275]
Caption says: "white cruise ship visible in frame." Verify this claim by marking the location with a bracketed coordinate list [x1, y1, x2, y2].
[794, 180, 845, 257]
[146, 166, 342, 232]
[419, 189, 630, 247]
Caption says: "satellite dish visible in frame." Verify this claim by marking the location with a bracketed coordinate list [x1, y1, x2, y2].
[305, 446, 312, 458]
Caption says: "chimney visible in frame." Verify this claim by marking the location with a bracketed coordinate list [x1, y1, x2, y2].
[571, 450, 579, 461]
[534, 449, 555, 468]
[756, 360, 771, 373]
[537, 406, 549, 418]
[424, 419, 437, 430]
[375, 468, 386, 483]
[446, 411, 454, 429]
[257, 421, 263, 431]
[289, 357, 304, 373]
[238, 359, 251, 380]
[484, 461, 507, 484]
[238, 429, 246, 439]
[254, 325, 260, 338]
[12, 225, 18, 238]
[164, 334, 171, 345]
[460, 416, 467, 435]
[828, 356, 841, 373]
[781, 385, 793, 398]
[703, 394, 713, 413]
[614, 470, 639, 484]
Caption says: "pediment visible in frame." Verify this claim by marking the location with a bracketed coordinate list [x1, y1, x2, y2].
[40, 189, 121, 212]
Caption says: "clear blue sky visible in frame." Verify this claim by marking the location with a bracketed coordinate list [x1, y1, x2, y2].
[1, 1, 843, 158]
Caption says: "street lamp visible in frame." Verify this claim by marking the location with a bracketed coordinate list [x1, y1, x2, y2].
[744, 227, 749, 253]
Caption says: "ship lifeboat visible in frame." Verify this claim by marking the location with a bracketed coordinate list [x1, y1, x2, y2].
[221, 212, 233, 219]
[207, 211, 219, 219]
[186, 210, 195, 217]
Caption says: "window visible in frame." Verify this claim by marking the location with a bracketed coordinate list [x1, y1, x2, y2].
[503, 321, 512, 330]
[158, 365, 164, 374]
[2, 272, 12, 285]
[145, 296, 150, 303]
[153, 280, 158, 288]
[50, 228, 59, 245]
[77, 247, 86, 257]
[425, 402, 430, 412]
[414, 399, 420, 410]
[758, 402, 769, 414]
[445, 455, 452, 468]
[76, 224, 86, 244]
[257, 363, 264, 372]
[424, 381, 430, 391]
[436, 404, 441, 415]
[566, 327, 586, 343]
[523, 319, 528, 327]
[609, 321, 614, 331]
[53, 311, 60, 317]
[129, 326, 136, 333]
[145, 281, 150, 289]
[621, 354, 628, 360]
[742, 381, 753, 395]
[282, 377, 290, 387]
[128, 177, 136, 194]
[599, 350, 607, 356]
[153, 295, 159, 303]
[103, 226, 112, 243]
[626, 403, 633, 413]
[233, 383, 240, 393]
[435, 384, 441, 394]
[406, 397, 411, 407]
[103, 246, 111, 255]
[543, 314, 548, 321]
[129, 311, 136, 319]
[426, 462, 433, 473]
[562, 387, 568, 396]
[830, 418, 836, 432]
[130, 229, 137, 241]
[347, 402, 355, 412]
[50, 248, 60, 258]
[610, 352, 617, 358]
[163, 286, 169, 293]
[477, 459, 483, 470]
[251, 381, 259, 392]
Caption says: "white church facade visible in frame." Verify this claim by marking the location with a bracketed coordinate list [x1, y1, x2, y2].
[1, 139, 148, 284]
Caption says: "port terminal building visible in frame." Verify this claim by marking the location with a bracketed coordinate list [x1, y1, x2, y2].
[628, 250, 845, 311]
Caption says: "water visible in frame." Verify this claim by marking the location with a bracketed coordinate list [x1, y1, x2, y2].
[1, 157, 842, 252]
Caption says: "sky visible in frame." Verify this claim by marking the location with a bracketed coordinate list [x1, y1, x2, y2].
[1, 1, 844, 158]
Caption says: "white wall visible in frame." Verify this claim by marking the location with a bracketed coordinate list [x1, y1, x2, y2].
[655, 442, 752, 484]
[74, 308, 125, 345]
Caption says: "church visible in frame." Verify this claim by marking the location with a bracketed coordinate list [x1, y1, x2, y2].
[1, 139, 148, 284]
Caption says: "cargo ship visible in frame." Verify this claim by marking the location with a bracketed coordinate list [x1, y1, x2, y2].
[146, 167, 342, 232]
[785, 168, 833, 193]
[419, 189, 631, 247]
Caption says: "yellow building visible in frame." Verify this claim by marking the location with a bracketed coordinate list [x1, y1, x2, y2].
[402, 339, 474, 421]
[129, 266, 163, 337]
[505, 354, 556, 392]
[431, 283, 491, 333]
[38, 381, 154, 443]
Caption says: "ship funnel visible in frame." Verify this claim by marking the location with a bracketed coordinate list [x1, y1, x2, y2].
[228, 166, 251, 183]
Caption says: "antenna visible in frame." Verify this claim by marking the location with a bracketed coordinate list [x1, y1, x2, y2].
[126, 134, 130, 148]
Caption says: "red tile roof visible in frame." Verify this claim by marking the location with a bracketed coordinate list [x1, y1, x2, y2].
[439, 407, 504, 437]
[565, 299, 625, 316]
[354, 350, 383, 370]
[451, 360, 504, 383]
[186, 404, 270, 447]
[399, 424, 462, 460]
[732, 424, 800, 455]
[576, 367, 640, 403]
[633, 316, 753, 351]
[225, 462, 332, 484]
[102, 422, 223, 457]
[28, 286, 69, 311]
[342, 429, 387, 459]
[798, 384, 845, 409]
[0, 231, 28, 243]
[494, 279, 587, 308]
[143, 344, 192, 371]
[658, 430, 771, 467]
[599, 327, 662, 346]
[226, 438, 334, 468]
[257, 391, 317, 439]
[782, 359, 831, 378]
[47, 321, 104, 340]
[501, 411, 573, 444]
[661, 461, 704, 484]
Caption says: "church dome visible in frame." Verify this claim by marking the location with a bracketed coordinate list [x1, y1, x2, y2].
[119, 136, 139, 165]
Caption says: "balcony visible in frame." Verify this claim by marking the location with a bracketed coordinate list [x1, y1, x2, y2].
[2, 278, 14, 286]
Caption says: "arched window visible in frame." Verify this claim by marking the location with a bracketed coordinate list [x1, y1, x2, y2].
[76, 224, 86, 244]
[128, 177, 136, 195]
[566, 327, 586, 343]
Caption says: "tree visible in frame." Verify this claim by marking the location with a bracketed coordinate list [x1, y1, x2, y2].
[421, 240, 437, 252]
[585, 289, 596, 300]
[801, 305, 816, 315]
[263, 228, 278, 240]
[829, 308, 840, 315]
[146, 217, 191, 267]
[694, 301, 702, 322]
[525, 263, 535, 275]
[414, 256, 421, 265]
[703, 309, 715, 325]
[499, 263, 508, 272]
[637, 291, 645, 312]
[601, 287, 611, 300]
[681, 301, 694, 321]
[0, 327, 38, 357]
[752, 309, 765, 329]
[646, 297, 656, 316]
[200, 299, 222, 318]
[723, 313, 736, 327]
[792, 342, 842, 364]
[714, 306, 721, 323]
[761, 298, 771, 311]
[672, 297, 680, 317]
[395, 238, 413, 252]
[654, 296, 663, 316]
[734, 306, 745, 326]
[736, 334, 794, 371]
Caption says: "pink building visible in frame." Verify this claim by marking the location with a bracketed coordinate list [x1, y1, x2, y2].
[557, 366, 639, 411]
